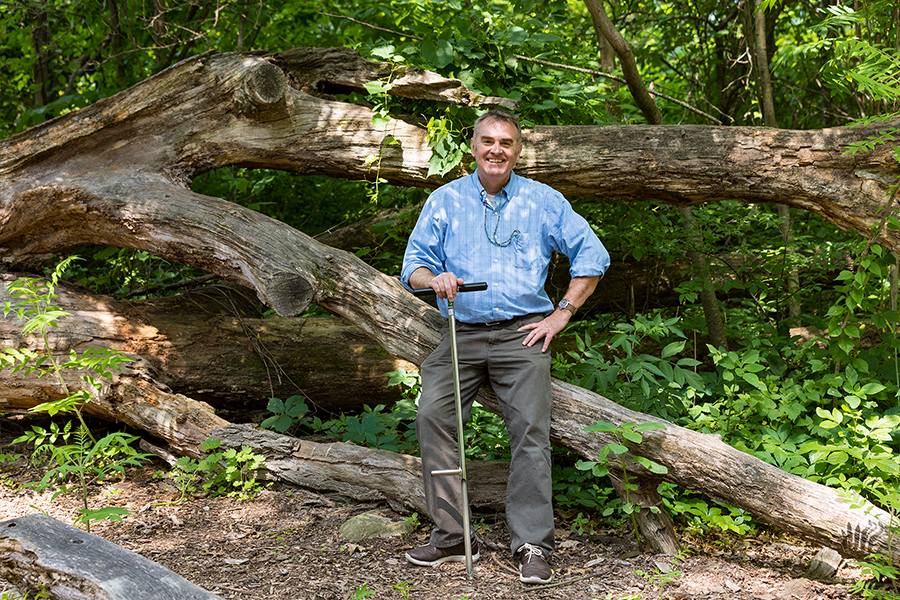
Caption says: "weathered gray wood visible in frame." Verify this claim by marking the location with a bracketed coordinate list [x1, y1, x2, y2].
[0, 513, 220, 600]
[607, 470, 678, 554]
[211, 423, 509, 513]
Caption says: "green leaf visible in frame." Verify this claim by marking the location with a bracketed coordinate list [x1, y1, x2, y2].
[584, 421, 618, 432]
[860, 382, 886, 396]
[622, 431, 643, 444]
[420, 39, 455, 69]
[660, 341, 685, 359]
[607, 443, 628, 455]
[635, 456, 668, 474]
[635, 422, 666, 432]
[363, 81, 393, 95]
[266, 397, 285, 414]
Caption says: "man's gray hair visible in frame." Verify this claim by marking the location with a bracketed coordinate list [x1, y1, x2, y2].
[473, 109, 522, 143]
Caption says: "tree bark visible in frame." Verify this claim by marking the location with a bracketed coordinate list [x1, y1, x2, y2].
[0, 46, 898, 565]
[211, 423, 509, 513]
[678, 206, 729, 349]
[0, 278, 414, 415]
[753, 0, 800, 324]
[0, 513, 221, 600]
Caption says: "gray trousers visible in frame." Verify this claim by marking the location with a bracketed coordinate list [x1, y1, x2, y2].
[417, 314, 554, 557]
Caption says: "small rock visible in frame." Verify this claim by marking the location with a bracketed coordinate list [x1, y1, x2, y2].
[653, 560, 671, 574]
[804, 546, 843, 581]
[339, 510, 416, 541]
[777, 578, 817, 600]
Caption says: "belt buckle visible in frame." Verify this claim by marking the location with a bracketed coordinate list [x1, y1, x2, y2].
[483, 320, 501, 326]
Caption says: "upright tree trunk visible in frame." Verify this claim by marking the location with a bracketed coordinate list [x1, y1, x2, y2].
[586, 0, 729, 351]
[29, 8, 52, 112]
[582, 0, 731, 538]
[582, 0, 663, 124]
[678, 206, 729, 349]
[754, 0, 800, 323]
[108, 0, 126, 88]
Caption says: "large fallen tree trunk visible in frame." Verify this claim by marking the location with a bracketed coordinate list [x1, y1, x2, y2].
[211, 423, 509, 513]
[2, 48, 898, 269]
[0, 278, 413, 414]
[0, 47, 898, 564]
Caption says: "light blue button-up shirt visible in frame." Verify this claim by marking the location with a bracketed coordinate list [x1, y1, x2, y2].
[401, 171, 610, 324]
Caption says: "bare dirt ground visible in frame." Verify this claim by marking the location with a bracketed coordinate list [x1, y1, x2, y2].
[0, 421, 867, 600]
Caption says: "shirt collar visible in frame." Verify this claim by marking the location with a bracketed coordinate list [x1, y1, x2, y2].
[471, 170, 519, 206]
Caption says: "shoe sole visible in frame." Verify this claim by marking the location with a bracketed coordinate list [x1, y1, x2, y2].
[519, 573, 552, 584]
[405, 550, 481, 567]
[519, 565, 552, 584]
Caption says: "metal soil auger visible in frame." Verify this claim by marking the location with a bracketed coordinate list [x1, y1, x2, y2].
[412, 281, 487, 580]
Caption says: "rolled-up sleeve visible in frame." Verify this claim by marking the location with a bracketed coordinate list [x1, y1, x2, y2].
[401, 197, 446, 289]
[551, 196, 611, 280]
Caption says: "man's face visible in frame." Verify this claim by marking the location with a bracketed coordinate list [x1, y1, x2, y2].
[471, 118, 522, 192]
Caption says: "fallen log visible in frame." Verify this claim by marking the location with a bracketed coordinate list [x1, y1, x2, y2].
[0, 277, 413, 415]
[0, 513, 221, 600]
[211, 423, 509, 513]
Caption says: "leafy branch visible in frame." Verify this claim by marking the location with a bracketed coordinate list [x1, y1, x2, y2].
[2, 258, 148, 531]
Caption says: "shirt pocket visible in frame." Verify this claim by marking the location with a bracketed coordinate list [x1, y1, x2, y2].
[513, 232, 544, 274]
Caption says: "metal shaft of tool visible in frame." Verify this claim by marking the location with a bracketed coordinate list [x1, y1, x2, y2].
[431, 299, 474, 579]
[410, 283, 486, 581]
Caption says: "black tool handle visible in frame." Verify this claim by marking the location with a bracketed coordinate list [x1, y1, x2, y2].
[411, 282, 488, 297]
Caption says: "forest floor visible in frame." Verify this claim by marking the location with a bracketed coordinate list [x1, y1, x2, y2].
[0, 421, 871, 600]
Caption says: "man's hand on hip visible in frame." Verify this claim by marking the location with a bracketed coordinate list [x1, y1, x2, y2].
[518, 310, 571, 353]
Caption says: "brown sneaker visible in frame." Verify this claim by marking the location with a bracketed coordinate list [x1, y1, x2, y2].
[517, 543, 552, 584]
[405, 540, 480, 566]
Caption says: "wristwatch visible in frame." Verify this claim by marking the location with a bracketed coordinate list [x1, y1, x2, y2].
[557, 298, 577, 315]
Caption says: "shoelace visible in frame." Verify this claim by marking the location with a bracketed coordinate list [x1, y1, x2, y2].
[519, 543, 544, 562]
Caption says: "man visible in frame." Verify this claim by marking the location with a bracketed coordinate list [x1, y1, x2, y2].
[401, 109, 610, 584]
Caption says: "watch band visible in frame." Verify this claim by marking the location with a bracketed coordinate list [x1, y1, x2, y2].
[558, 298, 577, 315]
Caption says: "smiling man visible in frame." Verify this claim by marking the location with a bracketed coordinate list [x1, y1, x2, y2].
[401, 110, 610, 584]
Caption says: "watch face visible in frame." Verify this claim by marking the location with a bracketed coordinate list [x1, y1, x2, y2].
[558, 299, 570, 309]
